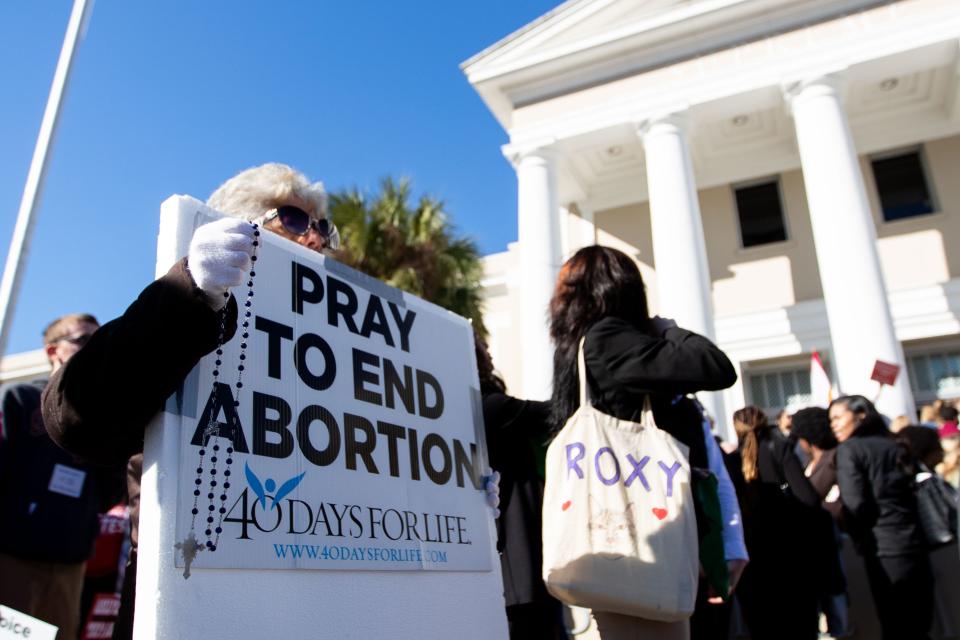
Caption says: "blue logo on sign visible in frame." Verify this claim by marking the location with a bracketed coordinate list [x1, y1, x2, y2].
[244, 463, 306, 511]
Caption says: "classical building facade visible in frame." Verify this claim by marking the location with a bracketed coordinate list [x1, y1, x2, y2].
[464, 0, 960, 436]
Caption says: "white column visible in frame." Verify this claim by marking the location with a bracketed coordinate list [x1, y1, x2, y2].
[511, 147, 562, 400]
[786, 75, 915, 419]
[639, 114, 728, 436]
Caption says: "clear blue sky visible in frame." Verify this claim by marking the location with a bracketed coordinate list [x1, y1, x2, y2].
[0, 1, 558, 355]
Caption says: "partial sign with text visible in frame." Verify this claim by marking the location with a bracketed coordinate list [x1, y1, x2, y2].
[171, 215, 491, 572]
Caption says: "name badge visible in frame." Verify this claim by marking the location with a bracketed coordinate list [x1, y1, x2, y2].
[48, 464, 86, 498]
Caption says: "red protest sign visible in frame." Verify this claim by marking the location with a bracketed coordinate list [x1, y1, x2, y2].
[870, 360, 900, 386]
[81, 593, 120, 640]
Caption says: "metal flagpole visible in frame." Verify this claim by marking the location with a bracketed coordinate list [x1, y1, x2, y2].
[0, 0, 94, 357]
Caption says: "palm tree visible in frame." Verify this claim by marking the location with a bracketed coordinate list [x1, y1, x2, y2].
[329, 177, 487, 337]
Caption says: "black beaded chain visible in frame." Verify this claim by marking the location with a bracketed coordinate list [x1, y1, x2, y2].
[187, 223, 260, 553]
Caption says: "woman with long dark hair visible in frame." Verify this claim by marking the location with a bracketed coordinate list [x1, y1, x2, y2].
[548, 245, 743, 639]
[830, 395, 933, 640]
[730, 406, 823, 640]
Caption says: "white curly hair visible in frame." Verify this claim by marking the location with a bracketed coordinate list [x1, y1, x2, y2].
[206, 163, 328, 221]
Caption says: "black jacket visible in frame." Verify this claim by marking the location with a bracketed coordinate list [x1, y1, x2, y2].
[0, 379, 121, 562]
[41, 259, 237, 640]
[836, 432, 925, 557]
[43, 258, 237, 468]
[482, 392, 557, 608]
[582, 316, 737, 469]
[732, 432, 822, 554]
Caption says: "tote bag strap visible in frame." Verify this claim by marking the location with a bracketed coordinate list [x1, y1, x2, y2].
[577, 337, 592, 407]
[578, 338, 656, 429]
[639, 395, 656, 429]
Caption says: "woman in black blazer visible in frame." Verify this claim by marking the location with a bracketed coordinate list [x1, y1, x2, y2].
[830, 395, 932, 640]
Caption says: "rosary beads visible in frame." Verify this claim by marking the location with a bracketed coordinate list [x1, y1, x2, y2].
[185, 223, 259, 557]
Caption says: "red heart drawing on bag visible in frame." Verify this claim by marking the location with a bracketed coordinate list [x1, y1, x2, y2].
[562, 501, 572, 511]
[652, 508, 668, 520]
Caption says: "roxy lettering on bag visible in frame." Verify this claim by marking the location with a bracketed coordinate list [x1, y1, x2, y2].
[565, 442, 682, 496]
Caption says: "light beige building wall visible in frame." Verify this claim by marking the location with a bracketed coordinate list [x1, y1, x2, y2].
[593, 202, 660, 316]
[701, 168, 824, 315]
[583, 134, 960, 318]
[868, 134, 960, 290]
[480, 248, 525, 394]
[589, 168, 825, 319]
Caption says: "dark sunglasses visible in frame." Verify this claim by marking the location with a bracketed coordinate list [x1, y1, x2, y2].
[56, 332, 95, 347]
[262, 206, 340, 250]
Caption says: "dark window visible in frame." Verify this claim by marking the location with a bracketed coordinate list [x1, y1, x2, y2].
[746, 366, 813, 417]
[871, 151, 935, 221]
[735, 180, 787, 248]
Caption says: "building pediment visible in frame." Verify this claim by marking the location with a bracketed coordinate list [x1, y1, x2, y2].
[464, 0, 731, 82]
[463, 0, 887, 128]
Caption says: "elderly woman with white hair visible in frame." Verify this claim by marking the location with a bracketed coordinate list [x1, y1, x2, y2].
[41, 163, 506, 640]
[40, 162, 337, 640]
[207, 162, 339, 251]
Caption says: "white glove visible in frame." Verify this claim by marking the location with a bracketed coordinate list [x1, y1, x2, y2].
[482, 469, 501, 519]
[188, 217, 256, 310]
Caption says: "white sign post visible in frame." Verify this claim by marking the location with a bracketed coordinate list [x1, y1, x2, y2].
[135, 196, 507, 638]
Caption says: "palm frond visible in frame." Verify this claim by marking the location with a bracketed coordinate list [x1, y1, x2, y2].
[329, 177, 487, 338]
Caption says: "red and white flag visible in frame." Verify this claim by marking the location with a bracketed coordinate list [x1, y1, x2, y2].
[810, 351, 832, 408]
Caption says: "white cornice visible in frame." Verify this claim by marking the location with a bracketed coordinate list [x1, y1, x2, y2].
[714, 279, 960, 362]
[0, 348, 50, 384]
[460, 0, 585, 73]
[504, 7, 960, 148]
[463, 0, 887, 128]
[463, 0, 751, 82]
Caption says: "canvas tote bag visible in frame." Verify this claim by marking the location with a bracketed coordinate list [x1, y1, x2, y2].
[542, 339, 699, 621]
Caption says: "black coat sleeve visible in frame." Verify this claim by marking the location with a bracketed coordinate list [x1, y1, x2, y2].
[482, 394, 552, 437]
[836, 442, 874, 522]
[0, 383, 27, 443]
[42, 258, 237, 466]
[584, 316, 737, 396]
[781, 444, 821, 508]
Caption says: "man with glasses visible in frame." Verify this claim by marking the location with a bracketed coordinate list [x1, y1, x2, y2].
[1, 313, 121, 639]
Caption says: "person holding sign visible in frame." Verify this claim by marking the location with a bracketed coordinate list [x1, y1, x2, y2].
[40, 164, 340, 640]
[43, 163, 500, 640]
[546, 246, 746, 640]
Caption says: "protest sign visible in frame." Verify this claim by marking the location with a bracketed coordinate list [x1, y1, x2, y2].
[80, 594, 120, 640]
[135, 196, 507, 639]
[870, 360, 901, 387]
[0, 605, 57, 640]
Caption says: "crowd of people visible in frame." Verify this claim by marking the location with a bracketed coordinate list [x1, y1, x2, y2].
[486, 244, 958, 640]
[1, 163, 958, 640]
